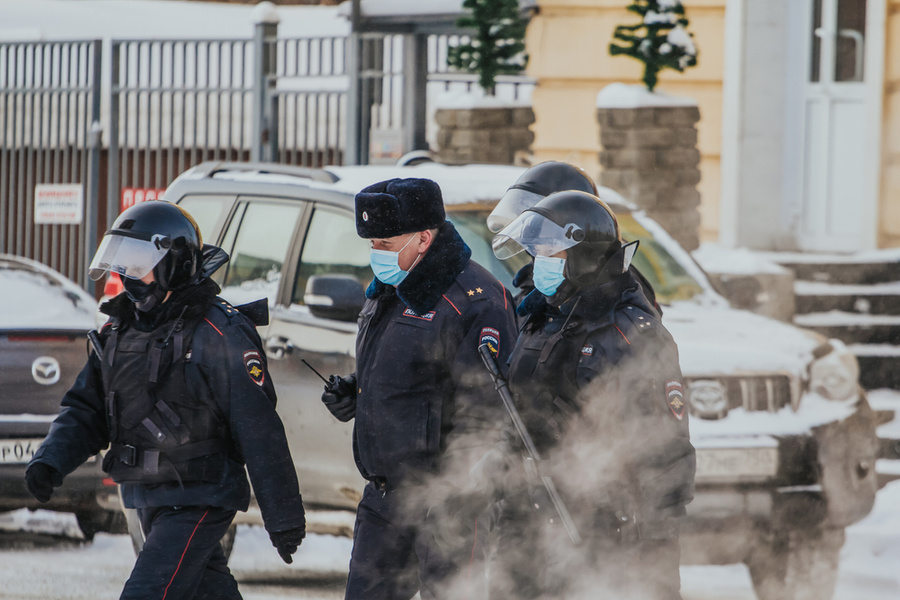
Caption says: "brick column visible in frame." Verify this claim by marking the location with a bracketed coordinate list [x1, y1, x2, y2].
[596, 85, 701, 251]
[435, 106, 535, 165]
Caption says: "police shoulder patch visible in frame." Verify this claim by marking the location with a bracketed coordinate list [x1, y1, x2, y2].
[479, 326, 500, 356]
[244, 350, 265, 387]
[665, 380, 686, 421]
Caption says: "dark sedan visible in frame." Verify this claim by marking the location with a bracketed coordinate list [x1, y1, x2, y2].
[0, 254, 123, 539]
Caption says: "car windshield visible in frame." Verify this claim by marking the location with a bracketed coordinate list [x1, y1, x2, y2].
[449, 210, 705, 305]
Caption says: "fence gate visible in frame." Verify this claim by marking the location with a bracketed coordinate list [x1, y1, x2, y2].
[0, 40, 102, 289]
[108, 38, 257, 229]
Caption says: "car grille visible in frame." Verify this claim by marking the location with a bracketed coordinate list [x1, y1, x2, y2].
[686, 374, 797, 419]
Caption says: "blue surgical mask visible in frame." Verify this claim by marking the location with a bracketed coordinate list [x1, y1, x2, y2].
[369, 234, 419, 286]
[532, 255, 567, 296]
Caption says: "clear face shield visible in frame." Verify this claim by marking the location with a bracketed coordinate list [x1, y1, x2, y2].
[486, 187, 548, 233]
[88, 231, 171, 282]
[491, 211, 585, 260]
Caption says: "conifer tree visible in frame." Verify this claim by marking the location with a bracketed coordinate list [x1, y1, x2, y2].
[609, 0, 698, 92]
[447, 0, 528, 96]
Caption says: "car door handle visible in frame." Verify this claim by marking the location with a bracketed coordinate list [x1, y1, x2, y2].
[266, 337, 294, 360]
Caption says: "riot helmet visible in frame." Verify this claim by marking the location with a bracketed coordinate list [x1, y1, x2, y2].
[89, 201, 204, 292]
[487, 161, 598, 233]
[493, 190, 635, 290]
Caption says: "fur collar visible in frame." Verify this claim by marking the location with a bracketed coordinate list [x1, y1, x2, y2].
[100, 277, 221, 327]
[365, 221, 471, 314]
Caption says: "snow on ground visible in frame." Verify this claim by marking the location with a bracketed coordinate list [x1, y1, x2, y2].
[2, 478, 899, 599]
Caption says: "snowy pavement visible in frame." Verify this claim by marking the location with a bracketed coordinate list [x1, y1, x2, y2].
[3, 390, 899, 599]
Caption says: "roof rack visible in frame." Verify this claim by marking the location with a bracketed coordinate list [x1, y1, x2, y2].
[190, 161, 339, 184]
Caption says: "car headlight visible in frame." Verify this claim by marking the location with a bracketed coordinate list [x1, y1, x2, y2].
[687, 379, 728, 419]
[809, 340, 860, 401]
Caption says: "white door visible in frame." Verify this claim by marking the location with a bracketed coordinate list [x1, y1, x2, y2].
[797, 0, 880, 252]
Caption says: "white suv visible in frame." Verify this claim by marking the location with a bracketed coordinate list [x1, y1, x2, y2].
[131, 160, 878, 600]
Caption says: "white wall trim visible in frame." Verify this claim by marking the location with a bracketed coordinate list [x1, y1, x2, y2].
[862, 0, 886, 250]
[719, 0, 745, 248]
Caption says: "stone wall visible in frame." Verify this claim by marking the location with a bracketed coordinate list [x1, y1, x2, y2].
[597, 104, 702, 251]
[434, 106, 535, 165]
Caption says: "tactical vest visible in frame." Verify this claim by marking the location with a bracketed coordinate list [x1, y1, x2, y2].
[98, 308, 228, 485]
[507, 312, 587, 453]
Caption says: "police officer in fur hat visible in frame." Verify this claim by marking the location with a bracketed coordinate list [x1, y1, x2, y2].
[320, 178, 517, 600]
[25, 201, 306, 600]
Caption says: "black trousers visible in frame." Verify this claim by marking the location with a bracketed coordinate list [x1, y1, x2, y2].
[345, 482, 485, 600]
[489, 490, 682, 600]
[120, 506, 241, 600]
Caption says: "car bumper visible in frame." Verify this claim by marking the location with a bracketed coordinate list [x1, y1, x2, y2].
[682, 394, 878, 563]
[0, 456, 119, 515]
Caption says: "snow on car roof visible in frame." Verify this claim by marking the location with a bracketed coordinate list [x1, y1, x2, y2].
[0, 254, 97, 330]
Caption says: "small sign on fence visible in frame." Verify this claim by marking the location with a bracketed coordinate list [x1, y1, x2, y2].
[121, 188, 167, 212]
[34, 184, 84, 225]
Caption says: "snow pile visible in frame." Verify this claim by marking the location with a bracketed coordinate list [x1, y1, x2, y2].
[693, 242, 790, 276]
[596, 82, 697, 109]
[433, 87, 531, 110]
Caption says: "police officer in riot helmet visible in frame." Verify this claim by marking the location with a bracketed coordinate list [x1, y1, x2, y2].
[25, 201, 306, 600]
[488, 161, 660, 313]
[490, 190, 696, 600]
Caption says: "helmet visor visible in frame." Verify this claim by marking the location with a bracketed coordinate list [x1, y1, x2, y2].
[88, 232, 170, 281]
[492, 211, 584, 260]
[486, 188, 547, 233]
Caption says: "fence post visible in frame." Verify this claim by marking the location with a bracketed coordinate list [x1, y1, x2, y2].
[252, 1, 279, 163]
[345, 0, 364, 165]
[402, 33, 428, 153]
[84, 39, 103, 295]
[107, 41, 121, 235]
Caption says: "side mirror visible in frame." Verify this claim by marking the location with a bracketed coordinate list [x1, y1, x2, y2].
[304, 274, 366, 322]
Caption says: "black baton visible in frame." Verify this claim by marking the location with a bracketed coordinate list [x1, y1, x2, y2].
[478, 343, 582, 545]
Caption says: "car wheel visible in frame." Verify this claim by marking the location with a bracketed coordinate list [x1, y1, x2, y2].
[745, 526, 845, 600]
[75, 510, 127, 541]
[124, 507, 237, 560]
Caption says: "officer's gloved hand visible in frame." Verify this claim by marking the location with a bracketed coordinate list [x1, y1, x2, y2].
[321, 374, 357, 422]
[25, 462, 63, 503]
[269, 524, 306, 564]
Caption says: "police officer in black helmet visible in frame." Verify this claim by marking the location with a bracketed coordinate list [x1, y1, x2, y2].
[489, 191, 696, 600]
[24, 201, 306, 600]
[488, 161, 661, 314]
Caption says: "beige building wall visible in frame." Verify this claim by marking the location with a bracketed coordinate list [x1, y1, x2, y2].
[882, 0, 900, 247]
[527, 0, 726, 241]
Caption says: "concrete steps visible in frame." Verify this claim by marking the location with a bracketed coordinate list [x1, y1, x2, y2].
[774, 256, 900, 390]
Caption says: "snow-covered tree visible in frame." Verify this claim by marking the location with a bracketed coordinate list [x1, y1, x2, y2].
[447, 0, 528, 96]
[609, 0, 698, 92]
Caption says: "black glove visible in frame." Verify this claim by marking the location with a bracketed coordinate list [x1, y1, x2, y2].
[321, 374, 357, 422]
[269, 524, 306, 564]
[25, 462, 62, 503]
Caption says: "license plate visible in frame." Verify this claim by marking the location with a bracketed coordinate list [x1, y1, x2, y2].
[694, 446, 778, 483]
[0, 438, 43, 464]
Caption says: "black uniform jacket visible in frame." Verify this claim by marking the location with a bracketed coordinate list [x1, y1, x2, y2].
[29, 279, 305, 534]
[508, 270, 696, 538]
[353, 221, 518, 489]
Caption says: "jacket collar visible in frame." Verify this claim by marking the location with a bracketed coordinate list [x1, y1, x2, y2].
[100, 277, 221, 328]
[519, 269, 658, 326]
[365, 221, 471, 315]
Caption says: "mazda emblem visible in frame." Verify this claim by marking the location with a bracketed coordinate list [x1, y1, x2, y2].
[32, 356, 61, 385]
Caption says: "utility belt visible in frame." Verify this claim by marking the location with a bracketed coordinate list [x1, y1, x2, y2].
[104, 438, 228, 485]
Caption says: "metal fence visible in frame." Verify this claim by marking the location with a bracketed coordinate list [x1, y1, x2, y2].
[0, 40, 102, 288]
[2, 28, 533, 292]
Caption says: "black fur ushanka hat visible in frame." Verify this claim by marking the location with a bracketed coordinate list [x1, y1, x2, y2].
[355, 178, 446, 238]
